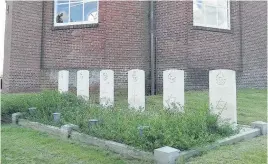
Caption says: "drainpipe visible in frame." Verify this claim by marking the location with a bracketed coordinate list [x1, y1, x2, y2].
[150, 0, 156, 95]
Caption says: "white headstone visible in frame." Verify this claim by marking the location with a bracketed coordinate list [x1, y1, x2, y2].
[209, 69, 237, 125]
[58, 70, 69, 93]
[77, 70, 89, 100]
[100, 70, 114, 107]
[128, 69, 145, 111]
[163, 69, 184, 111]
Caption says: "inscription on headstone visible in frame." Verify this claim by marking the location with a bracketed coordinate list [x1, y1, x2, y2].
[128, 69, 145, 111]
[77, 70, 89, 100]
[209, 69, 237, 125]
[100, 70, 114, 107]
[163, 70, 184, 111]
[58, 70, 69, 93]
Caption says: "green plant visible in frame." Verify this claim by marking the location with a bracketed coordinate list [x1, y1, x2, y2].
[2, 90, 237, 152]
[2, 125, 148, 164]
[1, 93, 38, 116]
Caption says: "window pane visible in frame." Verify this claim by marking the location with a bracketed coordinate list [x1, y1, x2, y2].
[70, 3, 83, 22]
[205, 6, 217, 26]
[70, 0, 83, 3]
[57, 0, 69, 5]
[193, 2, 204, 25]
[204, 0, 217, 6]
[218, 8, 228, 28]
[84, 1, 98, 23]
[56, 4, 69, 23]
[218, 0, 227, 8]
[195, 0, 203, 4]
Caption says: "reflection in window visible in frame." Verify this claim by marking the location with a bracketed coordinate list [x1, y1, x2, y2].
[54, 0, 98, 26]
[193, 0, 230, 29]
[56, 4, 69, 23]
[70, 2, 83, 22]
[84, 1, 98, 21]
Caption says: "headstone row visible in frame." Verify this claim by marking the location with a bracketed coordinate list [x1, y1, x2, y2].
[58, 69, 237, 125]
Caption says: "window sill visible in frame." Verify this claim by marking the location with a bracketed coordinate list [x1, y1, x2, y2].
[192, 25, 233, 34]
[51, 23, 99, 31]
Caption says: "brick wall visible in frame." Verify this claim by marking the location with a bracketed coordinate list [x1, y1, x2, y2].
[40, 68, 101, 92]
[3, 1, 43, 92]
[41, 1, 150, 92]
[3, 1, 267, 93]
[237, 1, 267, 88]
[155, 1, 243, 91]
[155, 1, 187, 92]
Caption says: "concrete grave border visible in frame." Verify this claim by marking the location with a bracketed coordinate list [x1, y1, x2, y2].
[177, 126, 262, 163]
[12, 113, 267, 163]
[14, 116, 153, 161]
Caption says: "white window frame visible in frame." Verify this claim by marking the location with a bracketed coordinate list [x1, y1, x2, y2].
[193, 0, 231, 30]
[54, 0, 99, 27]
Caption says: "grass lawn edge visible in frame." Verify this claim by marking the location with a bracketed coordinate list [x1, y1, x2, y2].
[15, 117, 265, 163]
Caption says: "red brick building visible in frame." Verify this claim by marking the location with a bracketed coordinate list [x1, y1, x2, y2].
[3, 1, 267, 93]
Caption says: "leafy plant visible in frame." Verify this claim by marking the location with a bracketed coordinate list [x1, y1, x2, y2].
[2, 90, 236, 151]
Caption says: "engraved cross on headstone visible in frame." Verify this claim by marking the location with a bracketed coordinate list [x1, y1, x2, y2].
[168, 73, 176, 83]
[216, 71, 226, 85]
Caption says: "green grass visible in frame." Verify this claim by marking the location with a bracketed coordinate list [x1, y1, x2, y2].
[94, 88, 267, 125]
[1, 89, 267, 164]
[1, 125, 150, 164]
[236, 89, 267, 124]
[2, 89, 266, 152]
[2, 89, 266, 124]
[186, 135, 267, 164]
[1, 125, 267, 164]
[18, 90, 235, 151]
[148, 89, 267, 125]
[149, 89, 267, 125]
